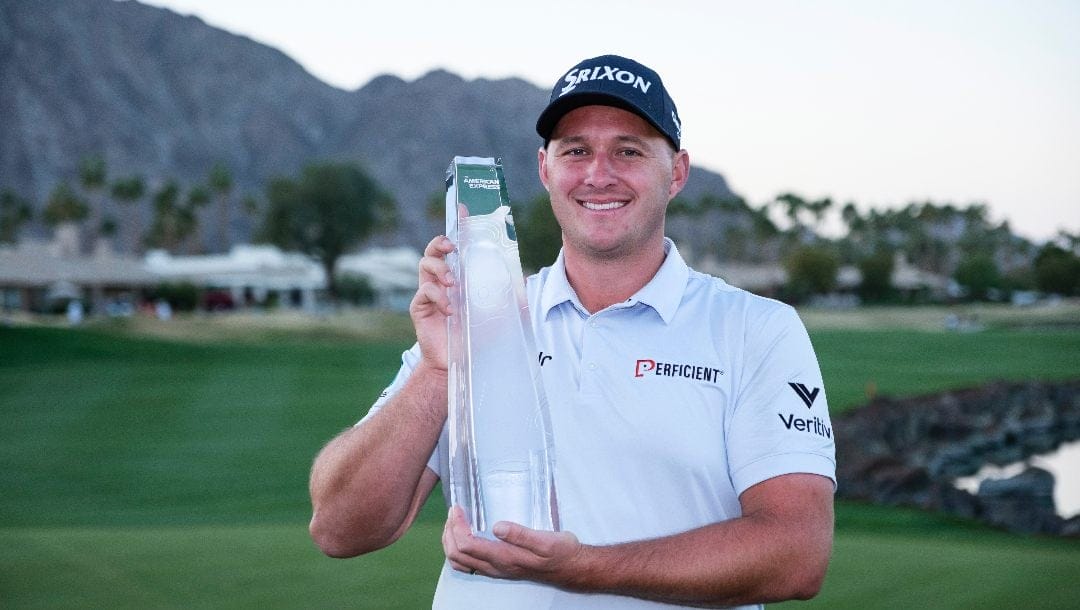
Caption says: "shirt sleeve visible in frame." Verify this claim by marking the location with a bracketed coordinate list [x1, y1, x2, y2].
[356, 343, 444, 478]
[726, 303, 836, 496]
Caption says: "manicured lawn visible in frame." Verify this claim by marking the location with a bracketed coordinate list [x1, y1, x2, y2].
[778, 502, 1080, 609]
[811, 328, 1080, 412]
[0, 522, 445, 609]
[2, 321, 1078, 608]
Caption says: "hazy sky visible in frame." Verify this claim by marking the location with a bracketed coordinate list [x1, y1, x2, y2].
[140, 0, 1079, 242]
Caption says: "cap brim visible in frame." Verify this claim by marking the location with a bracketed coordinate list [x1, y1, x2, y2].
[535, 92, 670, 147]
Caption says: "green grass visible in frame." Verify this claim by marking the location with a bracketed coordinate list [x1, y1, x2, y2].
[2, 321, 1079, 608]
[0, 326, 410, 527]
[0, 523, 445, 609]
[778, 502, 1080, 609]
[811, 328, 1080, 412]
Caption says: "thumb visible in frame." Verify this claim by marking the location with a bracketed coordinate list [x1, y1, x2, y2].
[492, 520, 530, 545]
[494, 522, 580, 559]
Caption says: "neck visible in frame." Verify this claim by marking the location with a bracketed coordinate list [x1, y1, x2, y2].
[562, 238, 667, 314]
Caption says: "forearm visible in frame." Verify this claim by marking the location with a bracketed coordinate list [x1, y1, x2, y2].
[570, 513, 828, 606]
[564, 477, 834, 607]
[309, 362, 447, 557]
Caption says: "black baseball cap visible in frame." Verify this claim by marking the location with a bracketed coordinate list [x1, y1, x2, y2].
[536, 54, 682, 150]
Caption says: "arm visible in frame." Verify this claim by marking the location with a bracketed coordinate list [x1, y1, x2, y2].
[309, 369, 444, 557]
[309, 236, 455, 557]
[443, 473, 834, 607]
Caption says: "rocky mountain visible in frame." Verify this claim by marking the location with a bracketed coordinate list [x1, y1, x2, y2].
[0, 0, 735, 250]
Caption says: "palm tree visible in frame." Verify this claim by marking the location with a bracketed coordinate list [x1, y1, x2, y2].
[79, 155, 107, 246]
[43, 182, 89, 226]
[147, 179, 181, 250]
[806, 197, 833, 233]
[776, 193, 806, 228]
[840, 202, 862, 232]
[186, 185, 211, 253]
[43, 182, 89, 257]
[111, 175, 146, 254]
[209, 162, 232, 253]
[0, 190, 33, 244]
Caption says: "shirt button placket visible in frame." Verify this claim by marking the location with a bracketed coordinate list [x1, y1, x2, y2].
[583, 315, 600, 381]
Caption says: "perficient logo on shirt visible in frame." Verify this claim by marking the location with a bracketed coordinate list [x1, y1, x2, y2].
[634, 359, 724, 384]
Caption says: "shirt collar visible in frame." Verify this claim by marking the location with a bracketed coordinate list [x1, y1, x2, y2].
[539, 238, 689, 324]
[539, 249, 582, 317]
[632, 238, 690, 324]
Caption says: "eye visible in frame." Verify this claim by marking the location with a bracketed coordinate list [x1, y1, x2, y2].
[618, 148, 643, 157]
[564, 147, 588, 156]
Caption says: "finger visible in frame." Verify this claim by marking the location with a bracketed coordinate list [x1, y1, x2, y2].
[492, 521, 546, 552]
[411, 281, 451, 317]
[419, 255, 454, 287]
[447, 505, 476, 549]
[494, 521, 579, 560]
[446, 507, 501, 561]
[423, 235, 456, 258]
[442, 508, 463, 565]
[444, 507, 498, 576]
[419, 236, 456, 286]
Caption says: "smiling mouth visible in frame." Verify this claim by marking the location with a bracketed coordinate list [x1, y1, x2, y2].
[579, 200, 628, 211]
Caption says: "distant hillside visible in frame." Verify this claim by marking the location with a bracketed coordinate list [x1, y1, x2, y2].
[0, 0, 735, 250]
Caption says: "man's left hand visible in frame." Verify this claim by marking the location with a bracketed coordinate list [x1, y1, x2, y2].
[442, 505, 585, 585]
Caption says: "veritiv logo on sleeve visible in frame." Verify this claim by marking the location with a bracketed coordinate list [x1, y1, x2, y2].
[778, 381, 831, 439]
[788, 382, 820, 408]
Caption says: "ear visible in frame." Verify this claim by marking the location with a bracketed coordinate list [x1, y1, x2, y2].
[668, 149, 690, 200]
[537, 146, 551, 191]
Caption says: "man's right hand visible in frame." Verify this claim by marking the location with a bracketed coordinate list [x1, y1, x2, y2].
[411, 235, 456, 372]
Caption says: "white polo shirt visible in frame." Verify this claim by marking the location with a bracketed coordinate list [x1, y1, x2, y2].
[366, 239, 836, 610]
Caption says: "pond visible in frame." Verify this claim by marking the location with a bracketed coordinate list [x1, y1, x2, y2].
[954, 440, 1080, 518]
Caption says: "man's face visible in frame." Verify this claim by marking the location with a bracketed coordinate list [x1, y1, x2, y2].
[538, 105, 689, 262]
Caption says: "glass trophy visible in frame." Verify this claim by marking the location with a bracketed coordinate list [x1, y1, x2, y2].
[444, 156, 559, 538]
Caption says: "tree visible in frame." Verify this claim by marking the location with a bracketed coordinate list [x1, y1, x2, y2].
[750, 203, 780, 240]
[258, 162, 395, 299]
[79, 155, 106, 189]
[79, 154, 108, 243]
[1056, 230, 1080, 253]
[187, 184, 211, 253]
[954, 254, 1001, 301]
[805, 197, 833, 232]
[43, 183, 89, 226]
[783, 245, 839, 303]
[100, 216, 118, 240]
[241, 194, 260, 217]
[857, 250, 895, 303]
[209, 162, 233, 252]
[146, 181, 196, 252]
[426, 190, 445, 223]
[517, 194, 562, 272]
[840, 201, 862, 232]
[774, 192, 832, 245]
[0, 190, 33, 244]
[1033, 244, 1080, 296]
[776, 192, 807, 229]
[111, 175, 146, 254]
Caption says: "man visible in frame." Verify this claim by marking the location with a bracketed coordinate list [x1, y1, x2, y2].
[309, 55, 836, 609]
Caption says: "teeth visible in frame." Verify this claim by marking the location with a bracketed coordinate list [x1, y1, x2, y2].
[581, 200, 627, 211]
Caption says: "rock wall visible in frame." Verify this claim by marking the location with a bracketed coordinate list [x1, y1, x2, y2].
[836, 380, 1080, 536]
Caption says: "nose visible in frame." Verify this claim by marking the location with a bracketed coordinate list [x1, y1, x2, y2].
[584, 154, 617, 189]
